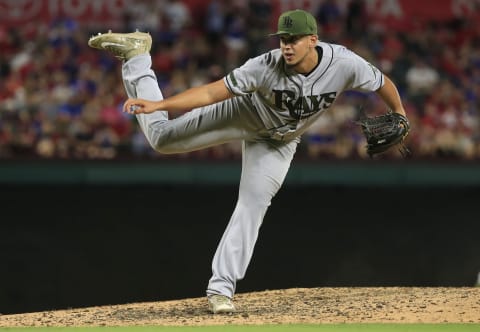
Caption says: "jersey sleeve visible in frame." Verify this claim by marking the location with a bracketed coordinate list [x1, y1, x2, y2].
[224, 54, 268, 96]
[344, 49, 384, 92]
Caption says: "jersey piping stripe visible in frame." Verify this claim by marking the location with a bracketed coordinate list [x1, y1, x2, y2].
[229, 72, 239, 87]
[265, 52, 273, 65]
[310, 43, 334, 97]
[284, 59, 303, 121]
[224, 74, 237, 95]
[297, 43, 335, 129]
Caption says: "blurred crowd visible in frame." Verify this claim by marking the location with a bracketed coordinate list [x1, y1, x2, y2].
[1, 0, 479, 161]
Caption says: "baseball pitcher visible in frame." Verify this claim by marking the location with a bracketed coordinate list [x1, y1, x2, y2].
[88, 9, 409, 313]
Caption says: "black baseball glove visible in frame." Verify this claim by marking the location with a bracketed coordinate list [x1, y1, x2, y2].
[357, 110, 411, 158]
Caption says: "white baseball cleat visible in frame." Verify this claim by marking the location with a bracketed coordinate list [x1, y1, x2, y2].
[207, 294, 236, 314]
[88, 30, 152, 61]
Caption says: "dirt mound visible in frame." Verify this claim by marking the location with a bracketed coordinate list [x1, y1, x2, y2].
[1, 287, 479, 327]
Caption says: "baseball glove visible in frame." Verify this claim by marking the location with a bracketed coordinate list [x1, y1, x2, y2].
[357, 110, 411, 158]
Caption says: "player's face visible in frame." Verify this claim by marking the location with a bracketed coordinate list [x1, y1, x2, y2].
[280, 34, 318, 72]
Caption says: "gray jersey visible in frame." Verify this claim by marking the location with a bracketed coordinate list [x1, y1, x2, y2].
[224, 42, 384, 140]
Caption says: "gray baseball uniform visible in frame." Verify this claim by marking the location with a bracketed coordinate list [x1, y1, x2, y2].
[121, 41, 383, 299]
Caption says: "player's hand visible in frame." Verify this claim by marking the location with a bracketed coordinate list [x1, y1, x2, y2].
[123, 98, 161, 114]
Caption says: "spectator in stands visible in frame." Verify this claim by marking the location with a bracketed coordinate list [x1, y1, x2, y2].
[405, 56, 440, 109]
[0, 0, 480, 161]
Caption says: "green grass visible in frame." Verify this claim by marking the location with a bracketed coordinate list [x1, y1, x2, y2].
[1, 324, 479, 332]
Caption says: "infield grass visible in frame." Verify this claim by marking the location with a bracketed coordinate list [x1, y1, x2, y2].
[1, 324, 479, 332]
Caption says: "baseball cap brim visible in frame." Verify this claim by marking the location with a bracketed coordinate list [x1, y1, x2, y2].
[268, 31, 300, 37]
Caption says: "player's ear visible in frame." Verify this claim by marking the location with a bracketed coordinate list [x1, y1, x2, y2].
[309, 34, 318, 46]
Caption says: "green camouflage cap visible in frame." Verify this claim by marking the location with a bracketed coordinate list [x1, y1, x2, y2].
[270, 9, 318, 36]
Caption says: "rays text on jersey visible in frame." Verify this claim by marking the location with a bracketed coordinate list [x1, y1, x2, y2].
[272, 90, 337, 119]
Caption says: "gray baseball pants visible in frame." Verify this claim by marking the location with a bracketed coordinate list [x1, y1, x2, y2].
[122, 54, 298, 299]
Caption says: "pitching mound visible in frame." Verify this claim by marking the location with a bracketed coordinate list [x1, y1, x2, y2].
[1, 287, 479, 327]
